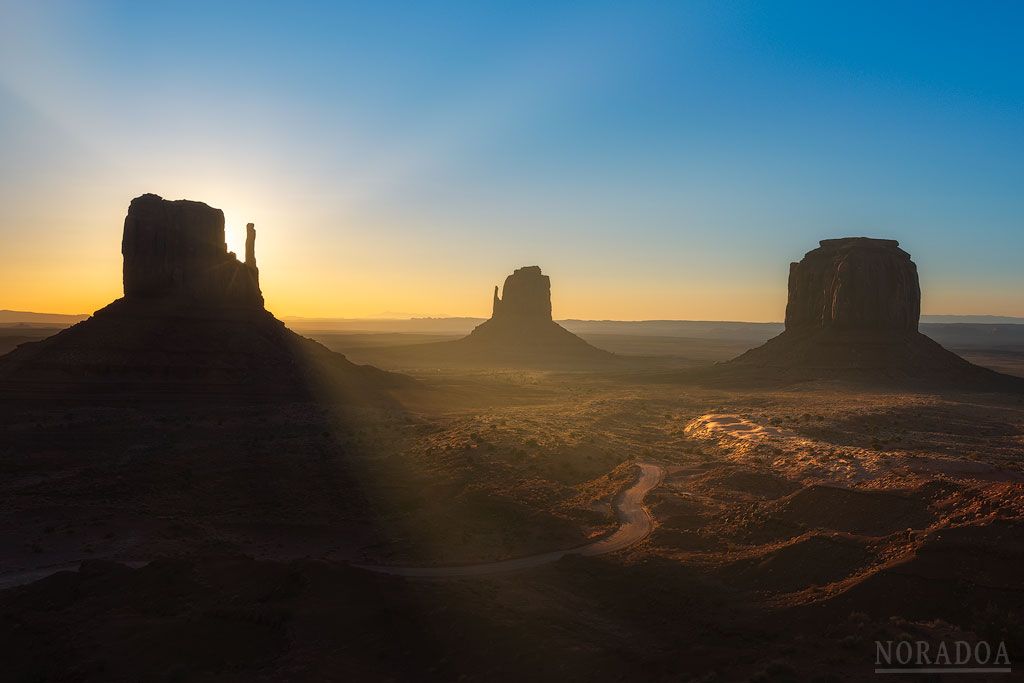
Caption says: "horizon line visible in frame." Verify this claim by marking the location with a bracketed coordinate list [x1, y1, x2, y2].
[4, 308, 1024, 325]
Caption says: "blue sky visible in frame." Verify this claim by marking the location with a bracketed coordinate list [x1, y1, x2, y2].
[1, 1, 1021, 319]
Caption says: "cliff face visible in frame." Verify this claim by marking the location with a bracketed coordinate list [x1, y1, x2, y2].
[491, 266, 553, 322]
[784, 238, 920, 333]
[122, 194, 263, 307]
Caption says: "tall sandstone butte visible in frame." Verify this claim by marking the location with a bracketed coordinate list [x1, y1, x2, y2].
[719, 236, 1020, 387]
[784, 238, 920, 333]
[0, 193, 407, 398]
[490, 266, 553, 323]
[122, 193, 262, 307]
[452, 266, 612, 364]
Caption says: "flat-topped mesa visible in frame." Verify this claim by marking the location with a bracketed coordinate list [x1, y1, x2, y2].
[784, 237, 920, 333]
[121, 193, 263, 308]
[491, 265, 552, 323]
[701, 235, 1023, 388]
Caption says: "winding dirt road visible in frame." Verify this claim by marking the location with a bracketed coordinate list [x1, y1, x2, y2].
[0, 463, 664, 588]
[357, 461, 665, 578]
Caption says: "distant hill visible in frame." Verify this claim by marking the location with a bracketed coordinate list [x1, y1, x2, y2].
[287, 316, 1024, 342]
[0, 310, 89, 325]
[560, 319, 783, 339]
[284, 316, 486, 334]
[921, 315, 1024, 324]
[9, 310, 1023, 333]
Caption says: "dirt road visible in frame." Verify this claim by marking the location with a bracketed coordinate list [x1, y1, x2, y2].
[358, 461, 664, 578]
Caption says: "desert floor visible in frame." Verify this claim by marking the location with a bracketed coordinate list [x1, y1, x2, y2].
[2, 325, 1024, 681]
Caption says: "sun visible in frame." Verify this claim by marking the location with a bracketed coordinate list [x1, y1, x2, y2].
[220, 209, 250, 260]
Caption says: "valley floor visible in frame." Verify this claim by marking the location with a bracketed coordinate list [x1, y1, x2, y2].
[2, 349, 1024, 680]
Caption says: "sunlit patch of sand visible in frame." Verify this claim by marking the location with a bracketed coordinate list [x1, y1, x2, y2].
[683, 412, 1011, 485]
[684, 412, 879, 482]
[685, 413, 784, 440]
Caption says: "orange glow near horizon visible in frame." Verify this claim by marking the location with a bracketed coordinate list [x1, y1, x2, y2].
[3, 231, 1023, 323]
[0, 168, 1020, 324]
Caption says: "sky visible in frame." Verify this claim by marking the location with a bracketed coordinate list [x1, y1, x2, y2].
[1, 1, 1022, 321]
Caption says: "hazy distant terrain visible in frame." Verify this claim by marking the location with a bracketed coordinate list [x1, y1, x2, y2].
[0, 310, 88, 324]
[920, 314, 1024, 324]
[285, 318, 1024, 378]
[0, 325, 69, 356]
[4, 315, 1024, 376]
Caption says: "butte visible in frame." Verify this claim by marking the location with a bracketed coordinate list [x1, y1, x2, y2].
[0, 194, 408, 401]
[376, 266, 614, 369]
[704, 237, 1023, 389]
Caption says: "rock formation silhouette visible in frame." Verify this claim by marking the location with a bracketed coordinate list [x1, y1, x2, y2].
[784, 238, 919, 333]
[122, 194, 263, 307]
[0, 194, 407, 399]
[444, 266, 613, 366]
[367, 266, 613, 368]
[715, 237, 1021, 388]
[489, 266, 552, 322]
